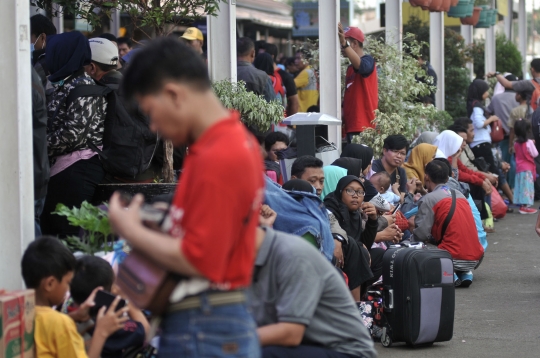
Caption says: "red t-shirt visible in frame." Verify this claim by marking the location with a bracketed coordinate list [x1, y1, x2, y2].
[343, 63, 378, 133]
[169, 112, 264, 289]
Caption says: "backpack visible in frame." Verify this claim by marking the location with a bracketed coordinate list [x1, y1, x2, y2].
[531, 80, 540, 111]
[270, 72, 286, 108]
[59, 82, 159, 179]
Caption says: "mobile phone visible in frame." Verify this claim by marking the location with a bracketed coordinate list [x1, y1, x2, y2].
[90, 290, 126, 316]
[392, 204, 402, 214]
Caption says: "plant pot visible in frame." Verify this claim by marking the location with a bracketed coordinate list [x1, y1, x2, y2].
[94, 183, 178, 204]
[490, 9, 498, 26]
[448, 0, 474, 18]
[461, 6, 481, 25]
[410, 0, 432, 8]
[475, 5, 491, 28]
[451, 0, 459, 5]
[428, 0, 444, 11]
[441, 0, 452, 12]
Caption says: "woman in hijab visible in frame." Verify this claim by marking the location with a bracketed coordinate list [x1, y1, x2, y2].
[466, 79, 500, 173]
[41, 31, 108, 238]
[321, 166, 348, 199]
[341, 144, 374, 176]
[411, 131, 438, 149]
[254, 52, 285, 107]
[404, 143, 438, 184]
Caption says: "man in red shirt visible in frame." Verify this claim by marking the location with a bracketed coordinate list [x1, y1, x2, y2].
[338, 23, 378, 143]
[108, 37, 263, 357]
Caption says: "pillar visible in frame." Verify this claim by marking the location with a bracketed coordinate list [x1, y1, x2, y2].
[318, 0, 342, 151]
[485, 0, 496, 75]
[0, 0, 34, 289]
[109, 8, 120, 37]
[504, 0, 513, 40]
[51, 4, 63, 34]
[461, 24, 474, 79]
[287, 31, 292, 57]
[430, 11, 445, 110]
[207, 0, 236, 82]
[385, 0, 403, 51]
[519, 0, 527, 78]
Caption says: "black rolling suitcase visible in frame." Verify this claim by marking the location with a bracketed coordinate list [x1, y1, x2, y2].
[380, 246, 455, 347]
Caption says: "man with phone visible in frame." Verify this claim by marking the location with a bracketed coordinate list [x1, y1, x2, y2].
[108, 37, 264, 357]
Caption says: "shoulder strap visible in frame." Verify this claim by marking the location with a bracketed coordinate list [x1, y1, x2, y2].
[531, 79, 540, 91]
[441, 189, 456, 239]
[66, 84, 112, 105]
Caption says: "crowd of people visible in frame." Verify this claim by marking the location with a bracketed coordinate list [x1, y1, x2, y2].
[19, 13, 540, 358]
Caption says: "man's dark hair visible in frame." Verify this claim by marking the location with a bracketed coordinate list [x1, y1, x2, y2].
[70, 256, 115, 305]
[92, 61, 117, 73]
[122, 37, 211, 100]
[264, 132, 289, 152]
[291, 155, 323, 178]
[99, 33, 117, 43]
[255, 40, 267, 54]
[432, 158, 452, 177]
[505, 74, 518, 82]
[21, 237, 76, 289]
[117, 36, 132, 48]
[454, 117, 473, 128]
[237, 37, 255, 57]
[285, 57, 296, 67]
[265, 43, 278, 63]
[447, 124, 467, 135]
[425, 161, 450, 184]
[531, 58, 540, 73]
[30, 14, 57, 37]
[383, 135, 409, 152]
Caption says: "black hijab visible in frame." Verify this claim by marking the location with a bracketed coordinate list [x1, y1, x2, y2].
[254, 52, 274, 76]
[332, 157, 362, 177]
[341, 144, 374, 172]
[46, 31, 91, 83]
[466, 79, 489, 117]
[323, 175, 365, 244]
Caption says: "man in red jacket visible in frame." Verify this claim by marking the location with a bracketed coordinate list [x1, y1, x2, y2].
[338, 23, 378, 143]
[413, 161, 484, 288]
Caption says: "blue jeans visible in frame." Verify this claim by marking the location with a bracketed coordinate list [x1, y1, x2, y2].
[158, 293, 261, 358]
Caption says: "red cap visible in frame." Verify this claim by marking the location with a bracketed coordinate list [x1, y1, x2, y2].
[344, 26, 365, 44]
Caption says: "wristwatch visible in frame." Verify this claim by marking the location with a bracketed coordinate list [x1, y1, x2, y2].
[494, 71, 501, 76]
[341, 40, 350, 49]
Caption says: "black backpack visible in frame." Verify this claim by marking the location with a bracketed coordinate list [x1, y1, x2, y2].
[58, 81, 159, 179]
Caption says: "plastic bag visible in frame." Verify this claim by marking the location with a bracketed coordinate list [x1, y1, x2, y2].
[490, 186, 508, 219]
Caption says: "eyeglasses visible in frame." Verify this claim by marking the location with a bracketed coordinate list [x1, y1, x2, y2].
[344, 188, 365, 197]
[390, 149, 407, 157]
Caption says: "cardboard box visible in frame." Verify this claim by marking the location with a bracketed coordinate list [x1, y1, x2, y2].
[0, 290, 35, 358]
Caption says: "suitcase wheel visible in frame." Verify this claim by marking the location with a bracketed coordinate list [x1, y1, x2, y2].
[381, 327, 392, 348]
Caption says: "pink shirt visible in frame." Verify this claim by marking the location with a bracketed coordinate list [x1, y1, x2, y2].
[515, 140, 538, 174]
[50, 148, 100, 177]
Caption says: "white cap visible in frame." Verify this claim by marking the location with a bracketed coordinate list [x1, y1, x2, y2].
[89, 38, 119, 66]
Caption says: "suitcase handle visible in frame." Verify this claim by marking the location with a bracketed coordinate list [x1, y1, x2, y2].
[384, 289, 394, 311]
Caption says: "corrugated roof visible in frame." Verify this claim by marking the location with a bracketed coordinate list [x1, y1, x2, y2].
[237, 0, 292, 16]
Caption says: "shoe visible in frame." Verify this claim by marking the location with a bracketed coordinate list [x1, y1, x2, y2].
[454, 273, 462, 287]
[519, 206, 538, 215]
[483, 225, 495, 233]
[458, 271, 473, 288]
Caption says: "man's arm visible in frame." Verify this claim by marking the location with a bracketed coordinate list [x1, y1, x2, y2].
[412, 198, 434, 242]
[489, 72, 513, 89]
[287, 94, 299, 115]
[257, 323, 306, 347]
[108, 193, 201, 276]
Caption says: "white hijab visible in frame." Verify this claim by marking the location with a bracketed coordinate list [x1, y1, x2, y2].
[433, 130, 464, 159]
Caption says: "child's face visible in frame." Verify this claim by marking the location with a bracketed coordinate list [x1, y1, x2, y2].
[43, 271, 74, 307]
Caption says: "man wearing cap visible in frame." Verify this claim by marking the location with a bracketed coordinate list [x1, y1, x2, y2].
[338, 23, 378, 143]
[181, 27, 204, 55]
[85, 38, 160, 183]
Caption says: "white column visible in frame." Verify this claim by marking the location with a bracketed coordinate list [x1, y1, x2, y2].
[430, 12, 445, 110]
[485, 26, 496, 74]
[0, 0, 34, 289]
[318, 0, 342, 151]
[109, 8, 120, 37]
[207, 1, 236, 82]
[287, 31, 292, 56]
[348, 0, 354, 27]
[461, 24, 474, 79]
[51, 5, 63, 34]
[385, 0, 403, 51]
[504, 0, 513, 40]
[519, 0, 527, 78]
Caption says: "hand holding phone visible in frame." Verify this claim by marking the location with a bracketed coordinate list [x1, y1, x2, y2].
[90, 290, 127, 317]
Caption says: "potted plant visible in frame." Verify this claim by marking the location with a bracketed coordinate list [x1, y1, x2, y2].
[53, 201, 114, 255]
[440, 0, 453, 12]
[448, 0, 475, 18]
[475, 5, 492, 28]
[428, 0, 444, 11]
[461, 6, 482, 25]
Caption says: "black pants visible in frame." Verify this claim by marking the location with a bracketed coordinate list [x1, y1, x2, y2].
[362, 248, 385, 291]
[342, 240, 373, 291]
[471, 142, 498, 174]
[469, 184, 488, 220]
[41, 156, 105, 237]
[263, 345, 360, 358]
